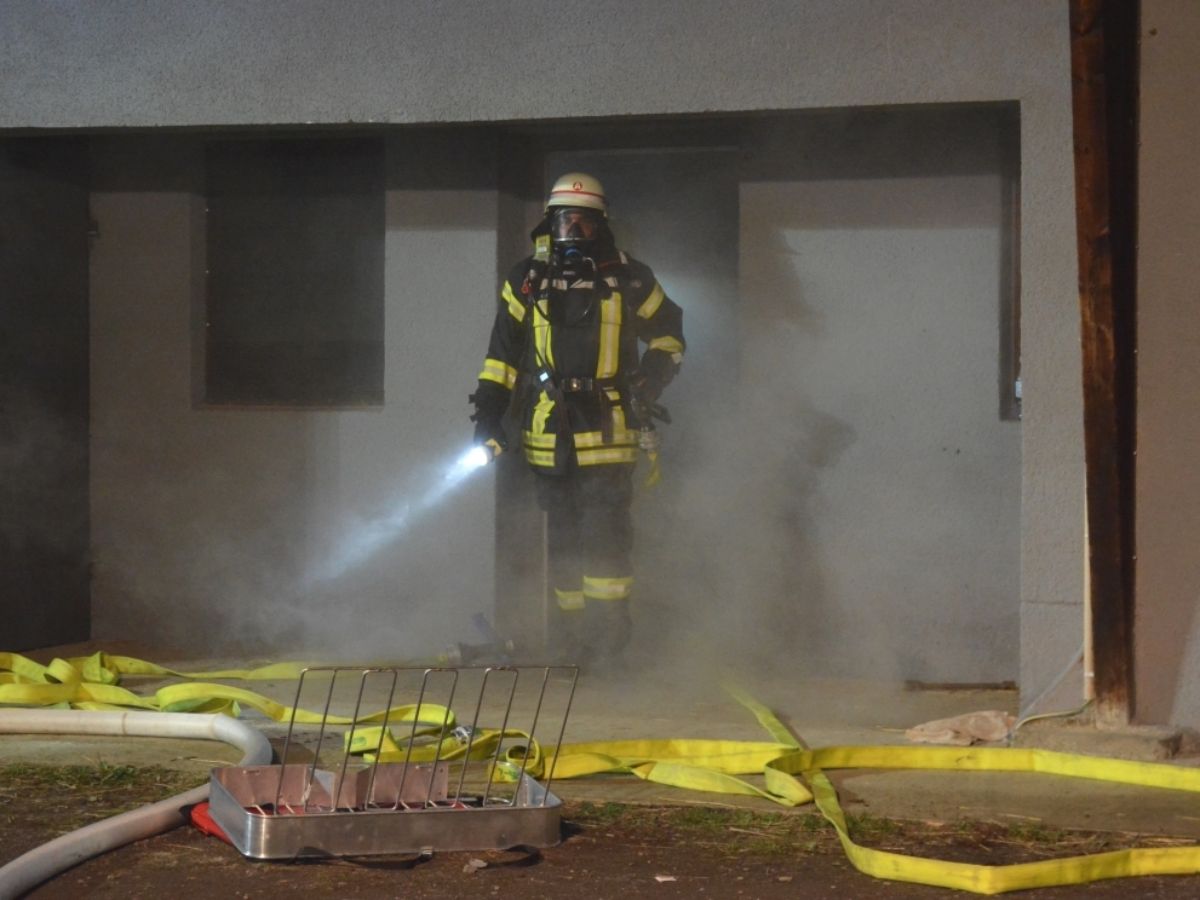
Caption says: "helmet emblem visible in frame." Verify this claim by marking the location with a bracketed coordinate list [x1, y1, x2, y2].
[572, 181, 583, 191]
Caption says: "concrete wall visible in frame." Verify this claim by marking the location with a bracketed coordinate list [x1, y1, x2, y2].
[1135, 1, 1200, 725]
[2, 1, 1088, 710]
[88, 131, 499, 657]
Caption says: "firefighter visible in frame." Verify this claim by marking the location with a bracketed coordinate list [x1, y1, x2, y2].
[470, 172, 685, 667]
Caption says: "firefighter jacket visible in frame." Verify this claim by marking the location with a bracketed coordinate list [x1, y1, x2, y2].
[476, 242, 684, 472]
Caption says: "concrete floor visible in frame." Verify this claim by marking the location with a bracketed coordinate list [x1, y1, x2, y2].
[3, 641, 1199, 841]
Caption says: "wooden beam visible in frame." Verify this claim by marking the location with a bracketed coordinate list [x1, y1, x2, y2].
[1069, 0, 1139, 726]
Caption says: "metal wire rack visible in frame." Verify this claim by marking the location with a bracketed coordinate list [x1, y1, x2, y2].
[208, 664, 578, 859]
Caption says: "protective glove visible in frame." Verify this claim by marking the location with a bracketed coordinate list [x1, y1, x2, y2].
[630, 349, 678, 405]
[626, 371, 662, 406]
[469, 381, 510, 455]
[473, 420, 507, 456]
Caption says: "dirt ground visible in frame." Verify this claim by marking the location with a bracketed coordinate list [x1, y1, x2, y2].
[4, 764, 1200, 899]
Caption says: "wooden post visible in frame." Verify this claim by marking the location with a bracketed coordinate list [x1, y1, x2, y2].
[1069, 0, 1139, 726]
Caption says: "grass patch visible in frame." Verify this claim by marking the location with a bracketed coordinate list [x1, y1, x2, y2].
[567, 800, 630, 827]
[1003, 819, 1067, 844]
[845, 811, 903, 842]
[2, 761, 146, 792]
[0, 762, 203, 829]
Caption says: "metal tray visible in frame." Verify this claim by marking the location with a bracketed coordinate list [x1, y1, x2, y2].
[208, 762, 563, 859]
[207, 664, 576, 859]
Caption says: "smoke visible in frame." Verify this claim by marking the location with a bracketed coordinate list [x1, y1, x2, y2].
[90, 438, 499, 663]
[82, 112, 1022, 692]
[627, 319, 857, 686]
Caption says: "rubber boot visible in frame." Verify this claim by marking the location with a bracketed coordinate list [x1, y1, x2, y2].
[548, 606, 591, 666]
[582, 601, 633, 674]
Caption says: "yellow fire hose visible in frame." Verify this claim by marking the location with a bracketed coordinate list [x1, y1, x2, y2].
[4, 650, 1200, 894]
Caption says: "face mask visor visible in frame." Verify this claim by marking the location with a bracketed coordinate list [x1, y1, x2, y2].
[549, 206, 604, 252]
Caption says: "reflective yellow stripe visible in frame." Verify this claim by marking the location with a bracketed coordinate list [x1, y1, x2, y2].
[574, 428, 636, 449]
[596, 292, 622, 379]
[501, 281, 527, 323]
[647, 336, 684, 357]
[577, 446, 638, 466]
[643, 450, 661, 487]
[554, 589, 586, 611]
[524, 390, 558, 467]
[636, 282, 665, 319]
[524, 448, 556, 467]
[608, 393, 628, 440]
[582, 575, 633, 601]
[533, 299, 554, 368]
[531, 390, 554, 437]
[478, 357, 517, 389]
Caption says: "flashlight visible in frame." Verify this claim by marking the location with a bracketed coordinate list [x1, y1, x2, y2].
[462, 445, 492, 471]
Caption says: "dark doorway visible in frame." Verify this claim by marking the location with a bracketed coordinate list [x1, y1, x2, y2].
[0, 138, 91, 650]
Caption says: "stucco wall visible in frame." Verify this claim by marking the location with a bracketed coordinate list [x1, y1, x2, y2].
[2, 1, 1073, 128]
[1135, 1, 1200, 725]
[3, 1, 1087, 709]
[735, 109, 1022, 682]
[88, 132, 500, 657]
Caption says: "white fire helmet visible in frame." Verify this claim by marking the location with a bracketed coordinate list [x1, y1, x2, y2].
[545, 172, 608, 215]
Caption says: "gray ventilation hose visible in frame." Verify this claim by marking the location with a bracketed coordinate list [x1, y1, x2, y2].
[0, 709, 271, 899]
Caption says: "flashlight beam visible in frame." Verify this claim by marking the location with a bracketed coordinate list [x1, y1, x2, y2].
[308, 444, 493, 584]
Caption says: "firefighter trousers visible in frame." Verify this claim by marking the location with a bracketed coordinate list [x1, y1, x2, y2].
[534, 463, 634, 658]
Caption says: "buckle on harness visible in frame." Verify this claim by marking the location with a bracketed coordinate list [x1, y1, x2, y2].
[560, 376, 594, 393]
